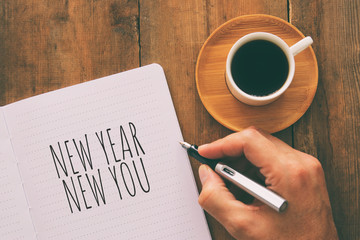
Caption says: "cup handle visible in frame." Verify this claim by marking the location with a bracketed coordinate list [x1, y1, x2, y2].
[289, 36, 313, 56]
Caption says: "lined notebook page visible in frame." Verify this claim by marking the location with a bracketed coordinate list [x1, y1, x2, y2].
[0, 108, 36, 239]
[3, 64, 211, 240]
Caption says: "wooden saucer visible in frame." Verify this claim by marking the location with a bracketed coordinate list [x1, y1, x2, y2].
[196, 14, 318, 133]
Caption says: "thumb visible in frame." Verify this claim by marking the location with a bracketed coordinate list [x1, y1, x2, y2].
[198, 165, 252, 227]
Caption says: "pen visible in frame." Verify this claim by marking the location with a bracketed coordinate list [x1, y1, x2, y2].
[180, 141, 288, 213]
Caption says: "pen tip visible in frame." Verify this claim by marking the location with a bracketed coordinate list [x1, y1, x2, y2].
[179, 141, 191, 149]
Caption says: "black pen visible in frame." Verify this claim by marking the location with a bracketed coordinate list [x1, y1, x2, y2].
[180, 141, 288, 213]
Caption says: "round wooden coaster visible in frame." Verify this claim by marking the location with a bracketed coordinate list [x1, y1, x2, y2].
[196, 14, 318, 133]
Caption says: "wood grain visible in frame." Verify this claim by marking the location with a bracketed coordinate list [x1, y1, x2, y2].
[290, 0, 360, 239]
[196, 14, 318, 133]
[0, 0, 140, 105]
[202, 1, 292, 146]
[2, 0, 358, 239]
[197, 3, 290, 236]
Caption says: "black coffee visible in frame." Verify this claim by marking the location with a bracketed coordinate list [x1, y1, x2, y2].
[230, 40, 289, 96]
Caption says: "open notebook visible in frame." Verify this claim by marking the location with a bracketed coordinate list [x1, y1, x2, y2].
[0, 64, 211, 240]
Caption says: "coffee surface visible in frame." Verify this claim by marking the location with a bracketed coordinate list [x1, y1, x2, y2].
[231, 40, 289, 96]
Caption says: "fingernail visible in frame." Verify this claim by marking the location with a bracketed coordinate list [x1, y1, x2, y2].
[199, 165, 209, 185]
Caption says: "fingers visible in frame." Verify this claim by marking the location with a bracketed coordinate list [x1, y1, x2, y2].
[198, 127, 281, 169]
[198, 164, 254, 234]
[197, 128, 338, 240]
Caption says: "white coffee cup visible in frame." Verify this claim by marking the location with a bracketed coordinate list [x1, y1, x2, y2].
[225, 32, 313, 106]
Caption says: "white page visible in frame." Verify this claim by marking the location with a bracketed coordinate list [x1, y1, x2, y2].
[3, 64, 211, 240]
[0, 108, 36, 239]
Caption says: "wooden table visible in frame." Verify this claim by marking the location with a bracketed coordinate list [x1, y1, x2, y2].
[0, 0, 358, 239]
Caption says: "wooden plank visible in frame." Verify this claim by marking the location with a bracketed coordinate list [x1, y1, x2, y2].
[140, 1, 288, 239]
[200, 0, 292, 146]
[0, 0, 140, 105]
[197, 2, 290, 237]
[290, 0, 360, 239]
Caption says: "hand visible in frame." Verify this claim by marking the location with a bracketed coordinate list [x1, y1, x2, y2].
[198, 127, 338, 240]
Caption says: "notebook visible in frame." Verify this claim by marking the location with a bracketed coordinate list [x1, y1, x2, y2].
[0, 64, 211, 240]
